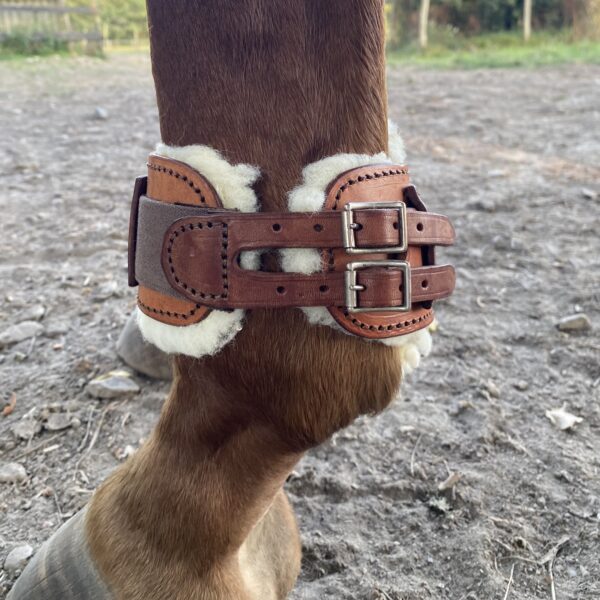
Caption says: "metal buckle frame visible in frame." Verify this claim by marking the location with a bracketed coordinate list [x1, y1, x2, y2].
[345, 260, 411, 313]
[342, 201, 408, 255]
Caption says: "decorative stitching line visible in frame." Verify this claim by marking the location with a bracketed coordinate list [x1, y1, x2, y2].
[341, 308, 433, 332]
[147, 163, 207, 204]
[166, 221, 229, 300]
[333, 168, 409, 210]
[138, 298, 203, 321]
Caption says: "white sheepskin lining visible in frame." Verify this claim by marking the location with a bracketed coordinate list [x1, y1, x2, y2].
[281, 120, 433, 375]
[137, 144, 260, 359]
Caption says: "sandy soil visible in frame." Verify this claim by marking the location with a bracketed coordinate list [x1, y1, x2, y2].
[0, 55, 599, 600]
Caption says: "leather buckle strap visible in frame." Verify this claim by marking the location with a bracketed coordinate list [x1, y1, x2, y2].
[155, 210, 454, 309]
[132, 197, 455, 310]
[345, 260, 411, 313]
[343, 202, 408, 254]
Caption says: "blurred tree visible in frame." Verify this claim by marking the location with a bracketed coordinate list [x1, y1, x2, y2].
[388, 0, 411, 48]
[524, 0, 533, 39]
[385, 0, 578, 43]
[419, 0, 431, 46]
[97, 0, 147, 40]
[67, 0, 147, 41]
[576, 0, 600, 38]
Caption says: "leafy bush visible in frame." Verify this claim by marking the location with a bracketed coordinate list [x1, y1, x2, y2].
[93, 0, 147, 40]
[67, 0, 147, 40]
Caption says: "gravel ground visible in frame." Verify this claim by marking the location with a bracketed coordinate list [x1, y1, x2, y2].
[0, 55, 599, 600]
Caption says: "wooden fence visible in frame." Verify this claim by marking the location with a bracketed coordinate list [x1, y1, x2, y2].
[0, 1, 103, 50]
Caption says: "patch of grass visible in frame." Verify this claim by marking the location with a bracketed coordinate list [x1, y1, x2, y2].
[104, 42, 150, 55]
[387, 30, 600, 69]
[0, 30, 105, 61]
[0, 33, 70, 59]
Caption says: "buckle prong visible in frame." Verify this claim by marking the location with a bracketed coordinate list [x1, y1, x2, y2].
[342, 201, 408, 254]
[345, 260, 411, 313]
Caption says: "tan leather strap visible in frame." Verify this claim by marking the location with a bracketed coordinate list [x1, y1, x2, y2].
[130, 156, 456, 339]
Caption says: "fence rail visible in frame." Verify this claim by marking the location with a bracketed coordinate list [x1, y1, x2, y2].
[0, 1, 102, 51]
[0, 4, 96, 15]
[0, 30, 102, 41]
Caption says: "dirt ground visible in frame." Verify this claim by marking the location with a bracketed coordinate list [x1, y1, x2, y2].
[0, 55, 599, 600]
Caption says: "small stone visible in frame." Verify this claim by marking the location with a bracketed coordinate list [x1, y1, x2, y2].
[567, 566, 578, 578]
[90, 280, 119, 302]
[581, 188, 597, 200]
[114, 444, 136, 461]
[514, 380, 529, 391]
[0, 462, 27, 484]
[44, 320, 70, 338]
[16, 304, 46, 323]
[63, 399, 84, 412]
[0, 321, 44, 349]
[557, 314, 592, 333]
[4, 544, 34, 573]
[485, 381, 501, 398]
[93, 106, 109, 120]
[1, 439, 16, 451]
[468, 198, 496, 212]
[44, 413, 72, 432]
[86, 370, 140, 399]
[11, 418, 42, 440]
[546, 404, 583, 430]
[427, 496, 450, 514]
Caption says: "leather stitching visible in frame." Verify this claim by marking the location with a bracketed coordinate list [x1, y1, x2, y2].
[341, 308, 433, 332]
[138, 297, 202, 320]
[332, 168, 409, 210]
[166, 222, 229, 300]
[147, 163, 207, 204]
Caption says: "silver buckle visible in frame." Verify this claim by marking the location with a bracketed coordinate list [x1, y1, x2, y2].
[345, 260, 411, 313]
[342, 201, 408, 255]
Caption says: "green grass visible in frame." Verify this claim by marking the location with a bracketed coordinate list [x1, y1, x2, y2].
[0, 37, 148, 61]
[387, 30, 600, 69]
[0, 33, 71, 60]
[3, 29, 599, 69]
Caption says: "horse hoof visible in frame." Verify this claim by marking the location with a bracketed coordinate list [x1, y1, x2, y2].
[117, 312, 172, 381]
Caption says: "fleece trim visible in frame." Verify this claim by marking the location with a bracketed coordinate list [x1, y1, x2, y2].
[137, 144, 260, 358]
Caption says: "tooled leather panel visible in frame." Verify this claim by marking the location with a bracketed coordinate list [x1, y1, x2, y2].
[137, 154, 222, 326]
[323, 165, 435, 339]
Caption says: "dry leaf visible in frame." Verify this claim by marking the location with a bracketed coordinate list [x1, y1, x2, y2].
[438, 471, 462, 492]
[538, 535, 570, 566]
[545, 404, 583, 430]
[3, 393, 17, 417]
